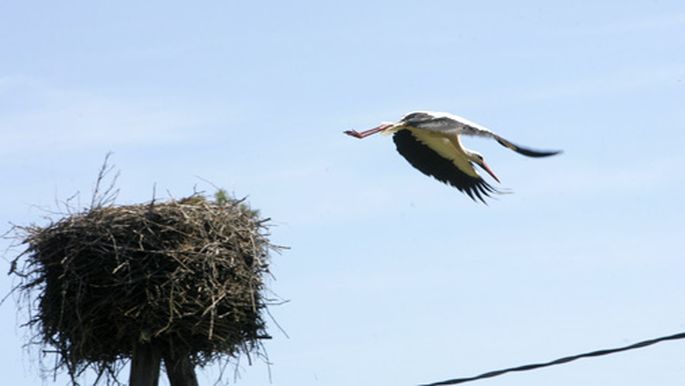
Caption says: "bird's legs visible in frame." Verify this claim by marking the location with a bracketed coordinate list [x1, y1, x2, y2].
[344, 123, 393, 139]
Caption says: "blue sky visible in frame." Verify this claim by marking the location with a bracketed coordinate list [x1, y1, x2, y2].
[1, 1, 685, 385]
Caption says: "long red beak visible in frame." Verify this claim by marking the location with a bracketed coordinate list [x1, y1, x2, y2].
[479, 160, 501, 183]
[344, 123, 393, 139]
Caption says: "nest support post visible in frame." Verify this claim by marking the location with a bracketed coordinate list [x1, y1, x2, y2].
[130, 343, 162, 386]
[163, 351, 199, 386]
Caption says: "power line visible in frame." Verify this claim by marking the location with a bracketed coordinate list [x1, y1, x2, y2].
[420, 330, 685, 386]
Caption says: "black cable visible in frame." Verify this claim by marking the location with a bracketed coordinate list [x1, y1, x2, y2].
[420, 330, 685, 386]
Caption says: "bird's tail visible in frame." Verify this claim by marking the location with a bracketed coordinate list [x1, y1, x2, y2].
[495, 136, 562, 158]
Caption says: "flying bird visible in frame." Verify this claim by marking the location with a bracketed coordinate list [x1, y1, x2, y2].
[344, 111, 561, 203]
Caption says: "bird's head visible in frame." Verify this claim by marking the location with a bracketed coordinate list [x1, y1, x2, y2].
[466, 151, 501, 183]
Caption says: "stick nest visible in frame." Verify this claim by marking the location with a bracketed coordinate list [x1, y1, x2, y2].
[9, 194, 279, 383]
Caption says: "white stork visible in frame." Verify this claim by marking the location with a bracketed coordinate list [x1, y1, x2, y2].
[344, 111, 561, 203]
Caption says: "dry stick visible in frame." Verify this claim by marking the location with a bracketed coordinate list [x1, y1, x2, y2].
[420, 331, 685, 386]
[90, 152, 119, 209]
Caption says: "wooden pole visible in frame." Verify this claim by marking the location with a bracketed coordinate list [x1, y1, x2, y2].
[163, 351, 199, 386]
[130, 343, 162, 386]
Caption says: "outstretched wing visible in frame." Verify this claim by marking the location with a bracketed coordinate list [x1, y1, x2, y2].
[437, 114, 563, 158]
[494, 136, 562, 158]
[392, 129, 499, 203]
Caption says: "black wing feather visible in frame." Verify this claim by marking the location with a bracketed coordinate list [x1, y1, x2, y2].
[393, 130, 499, 203]
[495, 137, 562, 158]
